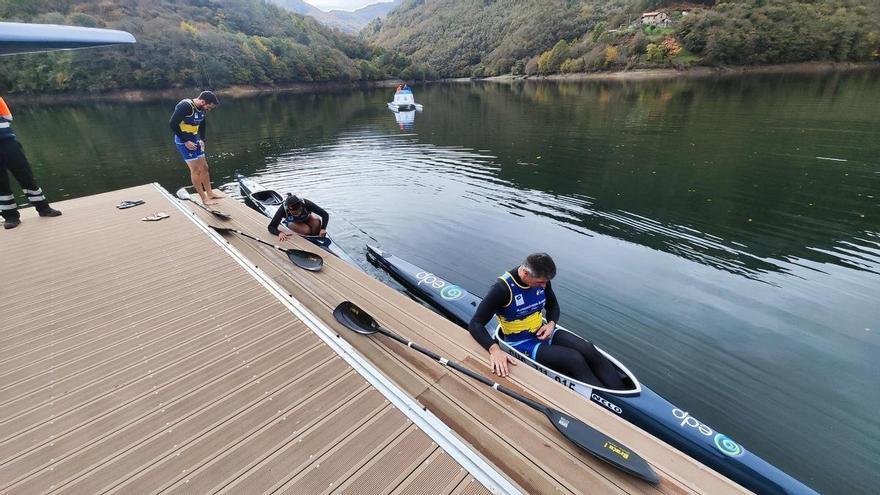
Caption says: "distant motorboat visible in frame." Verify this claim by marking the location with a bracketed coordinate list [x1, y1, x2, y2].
[387, 85, 423, 112]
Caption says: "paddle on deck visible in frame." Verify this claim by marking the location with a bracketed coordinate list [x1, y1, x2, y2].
[175, 187, 232, 219]
[332, 301, 660, 485]
[210, 226, 323, 271]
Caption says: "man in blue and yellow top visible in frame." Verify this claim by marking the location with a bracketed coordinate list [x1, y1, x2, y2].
[468, 253, 624, 388]
[0, 96, 62, 230]
[168, 91, 223, 205]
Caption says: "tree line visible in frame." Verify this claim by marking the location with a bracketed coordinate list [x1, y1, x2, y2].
[368, 0, 880, 77]
[0, 0, 425, 93]
[1, 0, 877, 93]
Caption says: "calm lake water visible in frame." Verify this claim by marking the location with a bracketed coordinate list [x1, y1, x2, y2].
[10, 70, 880, 494]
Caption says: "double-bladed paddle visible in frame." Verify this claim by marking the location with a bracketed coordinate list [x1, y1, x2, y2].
[332, 301, 659, 484]
[175, 187, 232, 219]
[210, 226, 323, 271]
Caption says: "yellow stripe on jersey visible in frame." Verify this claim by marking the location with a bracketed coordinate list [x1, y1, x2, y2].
[179, 122, 200, 134]
[498, 311, 543, 335]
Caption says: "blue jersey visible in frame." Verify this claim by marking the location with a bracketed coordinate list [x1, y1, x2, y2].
[496, 271, 546, 335]
[172, 99, 205, 144]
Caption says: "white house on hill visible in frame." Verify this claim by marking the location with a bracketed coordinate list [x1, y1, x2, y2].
[641, 11, 673, 28]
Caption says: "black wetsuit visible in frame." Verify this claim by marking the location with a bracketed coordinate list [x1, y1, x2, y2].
[468, 268, 625, 389]
[267, 199, 329, 236]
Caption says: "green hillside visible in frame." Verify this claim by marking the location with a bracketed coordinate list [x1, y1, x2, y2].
[0, 0, 412, 93]
[368, 0, 880, 77]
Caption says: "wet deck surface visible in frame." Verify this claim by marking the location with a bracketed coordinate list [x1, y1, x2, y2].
[1, 183, 751, 494]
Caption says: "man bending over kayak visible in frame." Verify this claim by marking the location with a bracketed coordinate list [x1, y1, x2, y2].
[268, 193, 329, 241]
[468, 252, 625, 389]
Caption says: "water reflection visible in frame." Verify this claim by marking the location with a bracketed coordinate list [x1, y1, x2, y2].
[391, 108, 416, 130]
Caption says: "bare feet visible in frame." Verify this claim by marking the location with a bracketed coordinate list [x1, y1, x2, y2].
[209, 189, 226, 199]
[203, 198, 219, 206]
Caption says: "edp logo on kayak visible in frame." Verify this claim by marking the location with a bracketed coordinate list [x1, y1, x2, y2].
[672, 408, 745, 457]
[672, 408, 714, 436]
[415, 271, 464, 300]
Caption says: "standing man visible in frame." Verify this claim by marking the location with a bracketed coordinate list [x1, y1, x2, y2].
[0, 96, 62, 230]
[468, 252, 625, 389]
[169, 90, 223, 205]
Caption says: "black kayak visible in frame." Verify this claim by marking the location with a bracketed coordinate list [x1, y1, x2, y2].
[235, 172, 357, 266]
[366, 245, 819, 495]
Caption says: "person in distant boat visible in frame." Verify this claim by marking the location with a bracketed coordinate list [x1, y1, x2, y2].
[268, 193, 329, 241]
[468, 253, 625, 389]
[0, 96, 62, 230]
[168, 90, 223, 205]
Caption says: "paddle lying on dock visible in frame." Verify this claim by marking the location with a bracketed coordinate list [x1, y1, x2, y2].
[175, 187, 232, 219]
[332, 301, 660, 484]
[210, 226, 323, 271]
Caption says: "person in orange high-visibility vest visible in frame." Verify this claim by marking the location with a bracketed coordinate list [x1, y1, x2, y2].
[0, 96, 62, 230]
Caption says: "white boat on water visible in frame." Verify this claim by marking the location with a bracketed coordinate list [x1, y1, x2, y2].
[387, 85, 423, 112]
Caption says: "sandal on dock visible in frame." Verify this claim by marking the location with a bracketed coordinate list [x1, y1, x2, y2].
[117, 200, 145, 209]
[141, 212, 170, 222]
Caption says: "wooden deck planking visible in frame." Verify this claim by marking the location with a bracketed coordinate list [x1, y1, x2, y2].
[1, 184, 496, 495]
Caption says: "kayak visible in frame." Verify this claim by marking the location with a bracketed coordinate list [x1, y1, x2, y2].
[235, 172, 358, 266]
[366, 245, 818, 495]
[0, 21, 135, 56]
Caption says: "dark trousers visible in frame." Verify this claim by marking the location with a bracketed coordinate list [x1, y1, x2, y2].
[0, 138, 49, 220]
[535, 331, 626, 389]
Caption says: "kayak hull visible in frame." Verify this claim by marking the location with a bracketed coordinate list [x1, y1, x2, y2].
[235, 172, 357, 265]
[366, 245, 818, 495]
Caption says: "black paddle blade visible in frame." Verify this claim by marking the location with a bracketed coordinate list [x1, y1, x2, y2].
[545, 408, 659, 484]
[209, 226, 234, 233]
[207, 208, 232, 219]
[333, 301, 380, 335]
[287, 249, 323, 272]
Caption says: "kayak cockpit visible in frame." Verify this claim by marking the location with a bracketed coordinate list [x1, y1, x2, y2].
[250, 189, 283, 207]
[494, 325, 641, 395]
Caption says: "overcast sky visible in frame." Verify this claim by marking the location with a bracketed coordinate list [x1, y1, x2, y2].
[304, 0, 393, 12]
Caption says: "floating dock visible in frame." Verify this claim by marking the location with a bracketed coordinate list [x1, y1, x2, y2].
[1, 183, 751, 494]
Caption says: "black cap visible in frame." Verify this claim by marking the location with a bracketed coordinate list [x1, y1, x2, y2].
[198, 90, 219, 105]
[285, 194, 304, 209]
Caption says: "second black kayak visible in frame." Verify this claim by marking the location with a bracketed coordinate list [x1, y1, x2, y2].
[366, 244, 818, 495]
[236, 172, 358, 266]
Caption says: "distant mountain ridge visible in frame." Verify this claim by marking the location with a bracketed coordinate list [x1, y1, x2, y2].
[270, 0, 401, 33]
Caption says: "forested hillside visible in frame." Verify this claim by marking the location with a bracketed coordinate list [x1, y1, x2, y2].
[368, 0, 880, 77]
[0, 0, 415, 93]
[1, 0, 876, 93]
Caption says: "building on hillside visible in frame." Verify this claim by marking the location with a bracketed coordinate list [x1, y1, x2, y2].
[641, 11, 672, 28]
